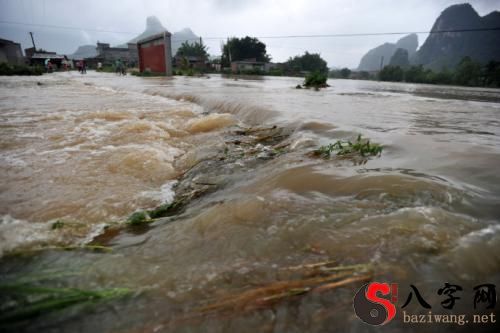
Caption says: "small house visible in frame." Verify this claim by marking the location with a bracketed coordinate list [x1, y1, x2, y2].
[29, 52, 66, 69]
[231, 59, 266, 73]
[96, 42, 138, 67]
[0, 38, 24, 65]
[174, 55, 206, 70]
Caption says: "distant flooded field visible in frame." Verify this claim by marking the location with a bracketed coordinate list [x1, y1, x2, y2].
[1, 72, 499, 332]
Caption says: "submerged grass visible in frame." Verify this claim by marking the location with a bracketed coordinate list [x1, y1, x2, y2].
[0, 268, 131, 328]
[125, 199, 187, 226]
[313, 134, 383, 159]
[0, 280, 131, 326]
[196, 261, 372, 314]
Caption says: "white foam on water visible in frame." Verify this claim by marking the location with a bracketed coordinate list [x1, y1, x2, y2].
[80, 223, 109, 245]
[1, 155, 28, 168]
[137, 180, 177, 205]
[457, 223, 500, 247]
[0, 215, 52, 257]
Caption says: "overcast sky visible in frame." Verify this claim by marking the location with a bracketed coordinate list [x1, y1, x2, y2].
[0, 0, 498, 68]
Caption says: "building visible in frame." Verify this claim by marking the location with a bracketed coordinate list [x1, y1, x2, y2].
[96, 42, 138, 66]
[174, 55, 206, 70]
[137, 31, 173, 76]
[0, 38, 24, 65]
[29, 52, 66, 69]
[231, 59, 266, 73]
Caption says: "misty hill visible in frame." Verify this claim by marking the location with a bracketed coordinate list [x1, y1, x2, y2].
[127, 16, 166, 44]
[119, 16, 199, 55]
[357, 34, 418, 71]
[68, 45, 97, 60]
[172, 28, 199, 55]
[414, 4, 500, 70]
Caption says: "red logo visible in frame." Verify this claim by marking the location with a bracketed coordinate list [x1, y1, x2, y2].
[353, 282, 398, 325]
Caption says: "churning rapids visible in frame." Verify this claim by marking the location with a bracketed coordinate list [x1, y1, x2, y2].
[1, 72, 499, 332]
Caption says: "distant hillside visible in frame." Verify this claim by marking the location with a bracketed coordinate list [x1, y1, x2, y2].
[414, 4, 500, 70]
[357, 34, 418, 71]
[118, 16, 199, 55]
[68, 45, 97, 59]
[172, 28, 199, 55]
[127, 16, 166, 44]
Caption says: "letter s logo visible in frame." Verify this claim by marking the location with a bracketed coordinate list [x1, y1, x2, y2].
[353, 282, 397, 325]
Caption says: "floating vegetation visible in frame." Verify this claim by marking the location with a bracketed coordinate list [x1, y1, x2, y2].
[312, 134, 383, 159]
[303, 71, 329, 89]
[148, 200, 183, 219]
[0, 272, 131, 327]
[55, 244, 112, 252]
[196, 261, 372, 314]
[126, 195, 198, 226]
[51, 220, 65, 230]
[126, 211, 150, 225]
[7, 244, 113, 257]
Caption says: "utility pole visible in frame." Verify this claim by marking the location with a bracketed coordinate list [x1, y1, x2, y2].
[29, 32, 37, 51]
[379, 56, 384, 71]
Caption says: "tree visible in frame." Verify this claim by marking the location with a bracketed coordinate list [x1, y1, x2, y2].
[358, 71, 371, 80]
[389, 48, 410, 68]
[340, 68, 351, 78]
[483, 60, 500, 87]
[176, 41, 208, 60]
[404, 65, 426, 83]
[304, 71, 328, 88]
[221, 36, 270, 67]
[379, 65, 404, 82]
[454, 56, 482, 86]
[285, 52, 328, 75]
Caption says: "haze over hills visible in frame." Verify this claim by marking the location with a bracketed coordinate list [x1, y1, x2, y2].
[357, 3, 500, 72]
[171, 28, 199, 55]
[118, 16, 199, 55]
[414, 3, 500, 70]
[4, 3, 497, 69]
[69, 16, 200, 59]
[357, 34, 418, 71]
[126, 16, 166, 44]
[68, 45, 98, 60]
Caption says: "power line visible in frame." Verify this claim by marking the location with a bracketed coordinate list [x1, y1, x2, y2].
[201, 27, 500, 40]
[1, 19, 499, 41]
[0, 20, 140, 34]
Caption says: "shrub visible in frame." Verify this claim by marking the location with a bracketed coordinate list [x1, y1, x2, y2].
[126, 211, 149, 225]
[313, 134, 383, 159]
[0, 62, 43, 76]
[304, 71, 329, 88]
[379, 65, 404, 82]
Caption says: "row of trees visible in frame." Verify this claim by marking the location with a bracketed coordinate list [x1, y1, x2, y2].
[329, 68, 352, 78]
[283, 52, 328, 75]
[379, 57, 500, 87]
[176, 41, 209, 60]
[221, 36, 271, 67]
[177, 36, 330, 76]
[173, 38, 500, 87]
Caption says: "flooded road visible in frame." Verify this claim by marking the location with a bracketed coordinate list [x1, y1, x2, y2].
[1, 72, 499, 332]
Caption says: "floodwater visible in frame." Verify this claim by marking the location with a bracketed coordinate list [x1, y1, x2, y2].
[1, 72, 499, 332]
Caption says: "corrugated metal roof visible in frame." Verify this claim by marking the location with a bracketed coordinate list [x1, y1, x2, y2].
[31, 53, 65, 59]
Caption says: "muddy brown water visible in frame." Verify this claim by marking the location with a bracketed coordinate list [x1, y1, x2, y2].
[0, 72, 499, 332]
